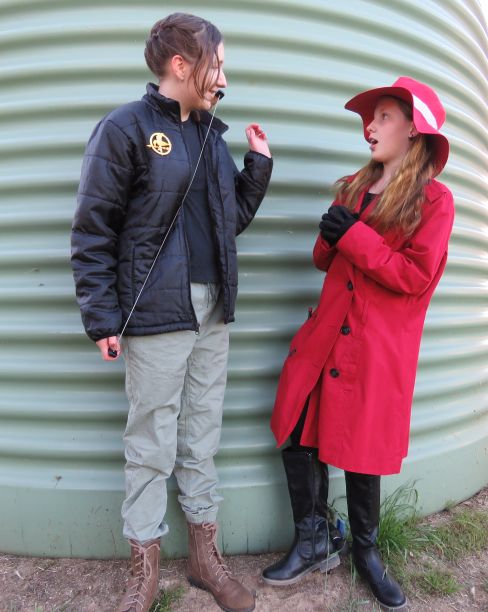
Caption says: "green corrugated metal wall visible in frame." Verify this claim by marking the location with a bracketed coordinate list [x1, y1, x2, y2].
[0, 0, 486, 558]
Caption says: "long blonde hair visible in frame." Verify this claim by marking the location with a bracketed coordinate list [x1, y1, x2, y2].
[336, 102, 437, 237]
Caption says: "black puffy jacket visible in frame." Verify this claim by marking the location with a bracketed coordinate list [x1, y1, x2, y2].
[71, 84, 273, 341]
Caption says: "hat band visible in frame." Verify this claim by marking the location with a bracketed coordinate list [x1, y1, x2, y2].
[412, 94, 439, 130]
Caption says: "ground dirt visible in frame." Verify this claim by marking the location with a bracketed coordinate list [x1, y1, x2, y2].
[0, 488, 487, 612]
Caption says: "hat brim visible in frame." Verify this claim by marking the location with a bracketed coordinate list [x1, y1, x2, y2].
[345, 86, 449, 175]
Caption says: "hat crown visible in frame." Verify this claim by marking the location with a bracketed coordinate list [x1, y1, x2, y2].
[392, 76, 446, 130]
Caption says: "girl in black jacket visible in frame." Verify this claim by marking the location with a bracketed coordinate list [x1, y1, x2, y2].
[71, 13, 272, 612]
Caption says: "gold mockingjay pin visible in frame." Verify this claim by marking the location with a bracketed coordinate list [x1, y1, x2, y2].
[147, 132, 172, 156]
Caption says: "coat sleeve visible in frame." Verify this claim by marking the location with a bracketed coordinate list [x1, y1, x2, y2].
[313, 234, 337, 271]
[71, 118, 134, 341]
[232, 150, 273, 235]
[335, 189, 454, 296]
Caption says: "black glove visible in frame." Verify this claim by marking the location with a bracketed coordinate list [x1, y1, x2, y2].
[319, 205, 358, 246]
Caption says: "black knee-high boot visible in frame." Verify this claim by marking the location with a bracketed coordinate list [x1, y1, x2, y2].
[262, 447, 343, 585]
[345, 472, 406, 610]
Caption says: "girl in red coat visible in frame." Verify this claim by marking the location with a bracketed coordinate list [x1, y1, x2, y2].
[262, 77, 454, 610]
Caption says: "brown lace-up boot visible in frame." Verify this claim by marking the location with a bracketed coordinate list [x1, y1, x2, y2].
[116, 539, 161, 612]
[187, 522, 255, 612]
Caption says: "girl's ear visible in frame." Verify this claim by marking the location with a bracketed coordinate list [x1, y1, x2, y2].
[169, 54, 187, 81]
[409, 124, 418, 139]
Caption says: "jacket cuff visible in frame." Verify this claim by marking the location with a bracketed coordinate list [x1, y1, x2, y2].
[336, 220, 382, 258]
[245, 150, 273, 165]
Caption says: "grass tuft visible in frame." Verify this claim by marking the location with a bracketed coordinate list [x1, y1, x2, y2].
[149, 585, 185, 612]
[413, 566, 461, 596]
[375, 484, 488, 570]
[377, 482, 419, 560]
[425, 508, 488, 561]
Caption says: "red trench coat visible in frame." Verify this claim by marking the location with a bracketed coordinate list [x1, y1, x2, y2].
[270, 179, 454, 475]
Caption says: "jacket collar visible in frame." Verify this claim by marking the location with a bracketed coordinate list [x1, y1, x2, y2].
[143, 83, 228, 134]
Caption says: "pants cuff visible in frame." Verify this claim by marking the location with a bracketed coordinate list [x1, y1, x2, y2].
[123, 521, 169, 543]
[184, 509, 219, 525]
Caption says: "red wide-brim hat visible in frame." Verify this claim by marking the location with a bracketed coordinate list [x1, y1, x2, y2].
[345, 76, 450, 176]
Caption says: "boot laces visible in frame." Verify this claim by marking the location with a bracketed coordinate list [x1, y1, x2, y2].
[121, 540, 158, 611]
[203, 523, 232, 584]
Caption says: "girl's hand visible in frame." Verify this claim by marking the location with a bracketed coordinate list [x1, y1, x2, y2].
[320, 205, 359, 245]
[245, 123, 271, 158]
[96, 336, 121, 360]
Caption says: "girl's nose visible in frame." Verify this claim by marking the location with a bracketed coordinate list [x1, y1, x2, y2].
[218, 70, 227, 89]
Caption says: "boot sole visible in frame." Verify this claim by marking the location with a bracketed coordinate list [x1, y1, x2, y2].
[187, 576, 255, 612]
[374, 595, 408, 611]
[261, 552, 340, 586]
